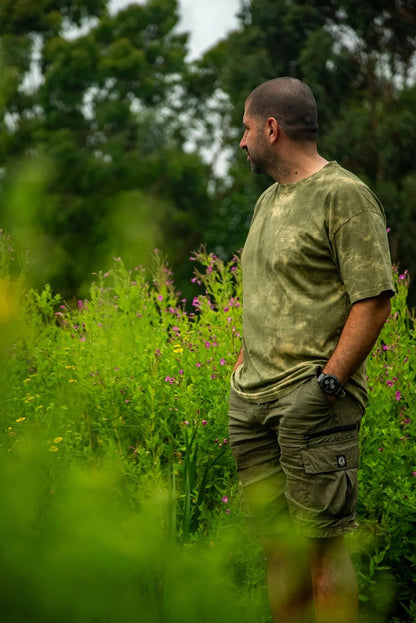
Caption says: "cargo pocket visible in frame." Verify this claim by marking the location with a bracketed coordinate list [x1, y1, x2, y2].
[301, 441, 359, 518]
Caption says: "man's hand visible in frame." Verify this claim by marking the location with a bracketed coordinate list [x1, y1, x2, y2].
[233, 347, 244, 372]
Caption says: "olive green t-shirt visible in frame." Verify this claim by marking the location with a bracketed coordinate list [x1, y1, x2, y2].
[232, 161, 394, 406]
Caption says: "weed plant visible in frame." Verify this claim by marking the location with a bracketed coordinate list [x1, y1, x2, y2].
[0, 231, 415, 622]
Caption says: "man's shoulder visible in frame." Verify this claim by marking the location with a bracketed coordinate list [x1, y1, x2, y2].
[322, 162, 382, 212]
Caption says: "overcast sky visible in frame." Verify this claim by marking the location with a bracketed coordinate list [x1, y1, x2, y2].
[109, 0, 241, 59]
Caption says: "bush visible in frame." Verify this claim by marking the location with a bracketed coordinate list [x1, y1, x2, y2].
[0, 236, 415, 622]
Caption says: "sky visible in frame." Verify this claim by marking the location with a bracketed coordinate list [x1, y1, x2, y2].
[109, 0, 241, 59]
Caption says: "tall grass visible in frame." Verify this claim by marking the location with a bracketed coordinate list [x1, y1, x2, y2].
[0, 232, 415, 622]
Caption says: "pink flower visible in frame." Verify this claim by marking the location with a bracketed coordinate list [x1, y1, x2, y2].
[222, 496, 229, 504]
[157, 295, 163, 301]
[412, 472, 416, 477]
[395, 391, 402, 401]
[202, 420, 207, 426]
[196, 362, 201, 368]
[220, 358, 226, 365]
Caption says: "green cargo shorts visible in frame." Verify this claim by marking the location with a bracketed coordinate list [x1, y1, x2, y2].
[228, 375, 364, 539]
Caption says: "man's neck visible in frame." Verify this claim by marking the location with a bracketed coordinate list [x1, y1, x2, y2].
[272, 153, 329, 185]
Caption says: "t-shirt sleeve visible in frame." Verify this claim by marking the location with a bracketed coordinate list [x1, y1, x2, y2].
[333, 208, 395, 304]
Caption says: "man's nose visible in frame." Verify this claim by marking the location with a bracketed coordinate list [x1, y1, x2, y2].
[239, 133, 247, 150]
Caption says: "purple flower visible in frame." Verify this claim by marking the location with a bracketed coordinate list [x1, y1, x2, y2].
[395, 391, 402, 401]
[157, 295, 163, 301]
[412, 472, 416, 477]
[202, 420, 207, 426]
[222, 496, 229, 504]
[205, 341, 211, 348]
[196, 362, 201, 368]
[220, 358, 226, 365]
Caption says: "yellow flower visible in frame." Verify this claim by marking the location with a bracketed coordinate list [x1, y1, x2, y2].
[53, 437, 63, 444]
[49, 445, 59, 452]
[68, 379, 77, 383]
[173, 344, 183, 353]
[16, 417, 26, 423]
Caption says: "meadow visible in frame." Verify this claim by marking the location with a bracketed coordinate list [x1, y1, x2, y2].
[0, 230, 415, 622]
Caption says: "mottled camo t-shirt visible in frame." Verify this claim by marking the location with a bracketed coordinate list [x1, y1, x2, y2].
[232, 161, 394, 406]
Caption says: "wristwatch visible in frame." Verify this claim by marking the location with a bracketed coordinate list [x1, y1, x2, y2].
[316, 367, 346, 398]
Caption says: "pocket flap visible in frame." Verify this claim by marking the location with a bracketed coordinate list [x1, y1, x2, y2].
[301, 442, 359, 475]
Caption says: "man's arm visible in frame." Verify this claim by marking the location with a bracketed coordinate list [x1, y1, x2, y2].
[323, 292, 392, 386]
[233, 346, 244, 371]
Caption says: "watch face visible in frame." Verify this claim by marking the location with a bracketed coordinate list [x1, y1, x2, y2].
[320, 374, 339, 394]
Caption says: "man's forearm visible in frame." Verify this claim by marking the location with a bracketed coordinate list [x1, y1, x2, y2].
[323, 292, 391, 385]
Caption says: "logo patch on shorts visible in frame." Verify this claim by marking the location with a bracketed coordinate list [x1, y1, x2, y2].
[337, 455, 347, 468]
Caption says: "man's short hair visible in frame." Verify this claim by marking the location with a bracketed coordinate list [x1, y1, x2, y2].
[247, 77, 318, 143]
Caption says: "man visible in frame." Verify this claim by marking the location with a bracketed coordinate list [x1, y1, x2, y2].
[228, 77, 394, 623]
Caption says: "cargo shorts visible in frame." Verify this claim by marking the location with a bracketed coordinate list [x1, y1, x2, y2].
[228, 375, 364, 539]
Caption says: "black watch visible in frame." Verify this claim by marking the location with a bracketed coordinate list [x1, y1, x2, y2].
[316, 367, 346, 398]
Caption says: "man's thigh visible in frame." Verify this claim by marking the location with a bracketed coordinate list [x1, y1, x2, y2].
[228, 378, 363, 538]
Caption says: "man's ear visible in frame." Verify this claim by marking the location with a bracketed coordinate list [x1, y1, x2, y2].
[266, 117, 279, 143]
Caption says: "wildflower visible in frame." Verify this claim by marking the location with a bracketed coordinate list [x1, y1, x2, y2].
[222, 496, 229, 504]
[196, 362, 201, 368]
[395, 391, 402, 401]
[205, 341, 211, 348]
[386, 380, 394, 387]
[225, 509, 231, 514]
[220, 358, 226, 365]
[16, 417, 26, 423]
[184, 421, 189, 426]
[202, 420, 207, 426]
[386, 227, 391, 233]
[53, 437, 63, 444]
[157, 295, 163, 301]
[412, 472, 416, 477]
[223, 438, 228, 445]
[179, 369, 184, 375]
[165, 376, 175, 384]
[378, 448, 383, 452]
[49, 446, 59, 452]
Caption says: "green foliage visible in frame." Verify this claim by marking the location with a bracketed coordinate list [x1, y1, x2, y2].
[0, 0, 212, 297]
[1, 241, 415, 621]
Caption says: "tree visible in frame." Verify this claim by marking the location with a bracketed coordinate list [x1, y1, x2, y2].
[0, 0, 212, 299]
